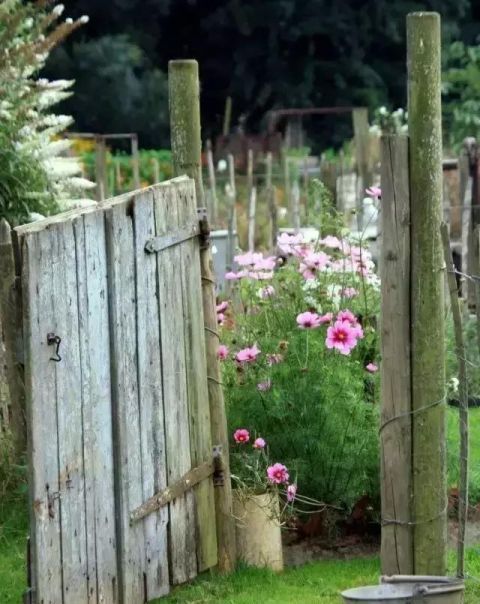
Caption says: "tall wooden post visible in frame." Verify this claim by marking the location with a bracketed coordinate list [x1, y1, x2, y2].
[225, 154, 237, 295]
[223, 96, 232, 138]
[168, 59, 236, 573]
[380, 136, 413, 575]
[352, 107, 370, 230]
[151, 157, 161, 185]
[246, 149, 256, 250]
[407, 12, 446, 575]
[266, 152, 277, 250]
[0, 219, 26, 458]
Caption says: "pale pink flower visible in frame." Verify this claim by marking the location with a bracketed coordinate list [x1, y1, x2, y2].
[342, 287, 358, 299]
[257, 379, 272, 392]
[296, 311, 322, 329]
[253, 256, 277, 271]
[234, 251, 263, 267]
[235, 344, 261, 363]
[225, 270, 248, 280]
[325, 320, 358, 355]
[216, 301, 228, 313]
[277, 232, 304, 255]
[217, 344, 229, 360]
[287, 484, 297, 502]
[320, 235, 342, 249]
[299, 251, 331, 280]
[267, 353, 283, 365]
[366, 362, 378, 373]
[233, 428, 250, 444]
[366, 186, 381, 199]
[254, 271, 274, 280]
[267, 463, 290, 484]
[258, 285, 275, 299]
[319, 312, 333, 324]
[253, 437, 266, 449]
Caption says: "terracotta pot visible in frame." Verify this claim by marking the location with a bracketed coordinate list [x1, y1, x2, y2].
[233, 491, 284, 571]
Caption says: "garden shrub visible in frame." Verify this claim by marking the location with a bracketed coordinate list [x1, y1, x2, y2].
[220, 213, 381, 511]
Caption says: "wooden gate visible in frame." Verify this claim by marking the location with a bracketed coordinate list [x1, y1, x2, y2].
[16, 177, 218, 603]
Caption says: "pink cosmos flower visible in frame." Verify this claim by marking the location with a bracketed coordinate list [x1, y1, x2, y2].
[234, 251, 263, 266]
[253, 256, 277, 271]
[225, 270, 248, 280]
[337, 310, 364, 340]
[366, 186, 381, 199]
[320, 235, 342, 249]
[299, 251, 331, 280]
[342, 287, 358, 299]
[287, 484, 297, 503]
[235, 344, 261, 363]
[267, 353, 283, 365]
[258, 285, 275, 299]
[257, 379, 272, 392]
[366, 362, 378, 373]
[267, 463, 290, 485]
[217, 313, 225, 325]
[325, 320, 358, 355]
[296, 311, 322, 329]
[319, 312, 333, 324]
[216, 301, 228, 313]
[253, 437, 266, 449]
[233, 428, 250, 444]
[217, 344, 229, 360]
[277, 232, 304, 255]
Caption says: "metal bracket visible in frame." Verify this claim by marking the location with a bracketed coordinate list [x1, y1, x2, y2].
[47, 333, 62, 362]
[144, 222, 199, 254]
[213, 444, 225, 486]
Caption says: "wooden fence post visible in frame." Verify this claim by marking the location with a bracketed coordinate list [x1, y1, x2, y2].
[407, 11, 447, 575]
[115, 157, 122, 193]
[151, 157, 161, 185]
[206, 141, 218, 224]
[131, 134, 141, 190]
[168, 59, 236, 573]
[352, 107, 370, 230]
[380, 136, 413, 575]
[95, 135, 108, 200]
[226, 154, 237, 288]
[246, 149, 256, 250]
[223, 96, 232, 138]
[266, 152, 277, 250]
[0, 219, 26, 458]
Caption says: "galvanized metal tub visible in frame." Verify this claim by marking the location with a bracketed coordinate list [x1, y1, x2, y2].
[341, 575, 464, 604]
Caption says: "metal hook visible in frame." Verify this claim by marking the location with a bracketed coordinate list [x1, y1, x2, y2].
[47, 333, 62, 362]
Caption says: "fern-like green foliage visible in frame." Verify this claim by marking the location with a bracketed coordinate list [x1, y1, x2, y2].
[0, 1, 90, 225]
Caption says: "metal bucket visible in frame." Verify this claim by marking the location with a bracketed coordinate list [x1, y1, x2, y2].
[341, 575, 464, 604]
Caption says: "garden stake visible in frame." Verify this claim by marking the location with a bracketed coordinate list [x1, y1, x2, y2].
[441, 222, 469, 578]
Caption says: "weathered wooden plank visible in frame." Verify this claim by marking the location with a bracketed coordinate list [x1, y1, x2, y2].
[380, 135, 413, 575]
[177, 181, 217, 571]
[133, 190, 170, 599]
[105, 201, 146, 603]
[22, 229, 63, 603]
[51, 221, 89, 602]
[154, 184, 197, 585]
[75, 212, 118, 603]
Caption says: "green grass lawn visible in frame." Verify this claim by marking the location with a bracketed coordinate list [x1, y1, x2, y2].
[1, 408, 480, 604]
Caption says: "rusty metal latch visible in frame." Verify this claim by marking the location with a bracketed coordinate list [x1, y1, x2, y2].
[144, 208, 210, 254]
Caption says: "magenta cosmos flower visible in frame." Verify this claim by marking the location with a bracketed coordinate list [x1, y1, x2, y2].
[366, 362, 378, 373]
[233, 428, 250, 444]
[297, 311, 322, 329]
[217, 344, 229, 360]
[216, 301, 228, 313]
[336, 310, 364, 339]
[325, 320, 358, 355]
[235, 344, 261, 363]
[267, 463, 290, 485]
[287, 484, 297, 502]
[366, 186, 381, 199]
[253, 437, 266, 449]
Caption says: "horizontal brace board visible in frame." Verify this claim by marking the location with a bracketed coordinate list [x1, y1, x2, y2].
[144, 223, 199, 253]
[130, 447, 223, 523]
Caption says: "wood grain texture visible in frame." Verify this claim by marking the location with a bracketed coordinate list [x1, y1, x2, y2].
[105, 201, 146, 603]
[75, 211, 117, 603]
[177, 181, 217, 571]
[379, 135, 413, 575]
[133, 190, 170, 599]
[154, 184, 197, 585]
[22, 229, 63, 603]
